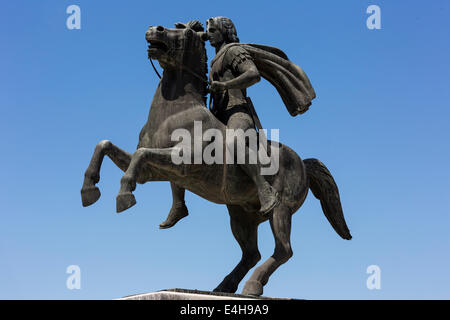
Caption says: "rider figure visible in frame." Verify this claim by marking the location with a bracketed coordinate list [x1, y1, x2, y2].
[159, 17, 280, 229]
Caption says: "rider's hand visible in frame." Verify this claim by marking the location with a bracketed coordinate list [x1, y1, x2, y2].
[210, 81, 227, 92]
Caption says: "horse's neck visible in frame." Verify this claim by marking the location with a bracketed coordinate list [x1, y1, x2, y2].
[139, 67, 207, 149]
[145, 68, 205, 131]
[159, 69, 205, 103]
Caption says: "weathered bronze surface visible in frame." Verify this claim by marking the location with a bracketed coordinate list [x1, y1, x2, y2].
[81, 18, 351, 297]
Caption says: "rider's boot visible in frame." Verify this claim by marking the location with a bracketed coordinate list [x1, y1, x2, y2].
[160, 183, 189, 229]
[240, 162, 280, 216]
[257, 180, 280, 215]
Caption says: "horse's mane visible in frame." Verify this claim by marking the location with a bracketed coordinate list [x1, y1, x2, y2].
[199, 43, 208, 104]
[176, 20, 208, 103]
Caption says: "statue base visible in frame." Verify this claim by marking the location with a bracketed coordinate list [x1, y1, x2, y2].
[119, 288, 291, 300]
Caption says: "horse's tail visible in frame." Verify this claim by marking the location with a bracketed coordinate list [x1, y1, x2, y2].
[303, 158, 352, 240]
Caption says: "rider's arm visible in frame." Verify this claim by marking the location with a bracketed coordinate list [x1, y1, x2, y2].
[224, 59, 261, 90]
[210, 46, 260, 92]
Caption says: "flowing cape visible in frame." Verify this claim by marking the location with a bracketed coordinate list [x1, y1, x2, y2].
[211, 43, 316, 117]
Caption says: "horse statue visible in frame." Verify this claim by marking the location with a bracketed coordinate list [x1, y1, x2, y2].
[80, 20, 352, 297]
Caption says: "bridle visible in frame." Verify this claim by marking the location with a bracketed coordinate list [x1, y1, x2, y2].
[149, 48, 212, 109]
[149, 54, 209, 86]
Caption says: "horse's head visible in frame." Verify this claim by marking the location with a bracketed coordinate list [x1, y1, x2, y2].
[146, 20, 207, 78]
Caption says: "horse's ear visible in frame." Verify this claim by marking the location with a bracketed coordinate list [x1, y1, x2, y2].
[186, 20, 204, 32]
[175, 22, 186, 29]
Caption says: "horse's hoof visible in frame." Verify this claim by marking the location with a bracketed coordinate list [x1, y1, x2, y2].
[81, 186, 101, 207]
[213, 285, 237, 294]
[116, 192, 136, 213]
[242, 280, 263, 296]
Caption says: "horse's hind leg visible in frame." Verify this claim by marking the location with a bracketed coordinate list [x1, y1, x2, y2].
[214, 205, 261, 294]
[81, 140, 131, 207]
[242, 205, 293, 296]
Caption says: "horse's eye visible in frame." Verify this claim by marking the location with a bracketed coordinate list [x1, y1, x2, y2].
[185, 29, 193, 38]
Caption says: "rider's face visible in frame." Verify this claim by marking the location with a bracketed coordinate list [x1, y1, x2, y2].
[207, 21, 224, 48]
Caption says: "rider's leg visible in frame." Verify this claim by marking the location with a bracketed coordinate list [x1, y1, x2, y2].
[159, 182, 189, 229]
[226, 110, 280, 215]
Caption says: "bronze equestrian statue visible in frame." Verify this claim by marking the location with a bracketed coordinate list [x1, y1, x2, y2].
[80, 19, 351, 297]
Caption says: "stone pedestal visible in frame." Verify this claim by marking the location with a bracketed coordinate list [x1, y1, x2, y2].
[119, 288, 288, 300]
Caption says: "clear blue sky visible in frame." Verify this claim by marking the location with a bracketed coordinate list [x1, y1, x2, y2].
[1, 0, 449, 299]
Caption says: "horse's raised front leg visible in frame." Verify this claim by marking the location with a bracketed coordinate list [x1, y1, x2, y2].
[214, 205, 261, 294]
[116, 147, 182, 213]
[242, 204, 293, 296]
[81, 140, 131, 207]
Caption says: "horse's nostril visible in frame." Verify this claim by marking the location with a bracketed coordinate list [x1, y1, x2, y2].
[156, 25, 164, 32]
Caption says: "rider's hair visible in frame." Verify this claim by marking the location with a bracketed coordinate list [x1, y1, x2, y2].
[207, 17, 239, 44]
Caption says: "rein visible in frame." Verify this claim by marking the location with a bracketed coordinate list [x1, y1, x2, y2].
[150, 59, 162, 79]
[149, 58, 212, 109]
[149, 59, 208, 86]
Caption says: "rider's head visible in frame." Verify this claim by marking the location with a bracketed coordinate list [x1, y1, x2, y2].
[206, 17, 239, 48]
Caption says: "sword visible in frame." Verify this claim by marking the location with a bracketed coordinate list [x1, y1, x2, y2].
[246, 97, 269, 156]
[246, 97, 263, 133]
